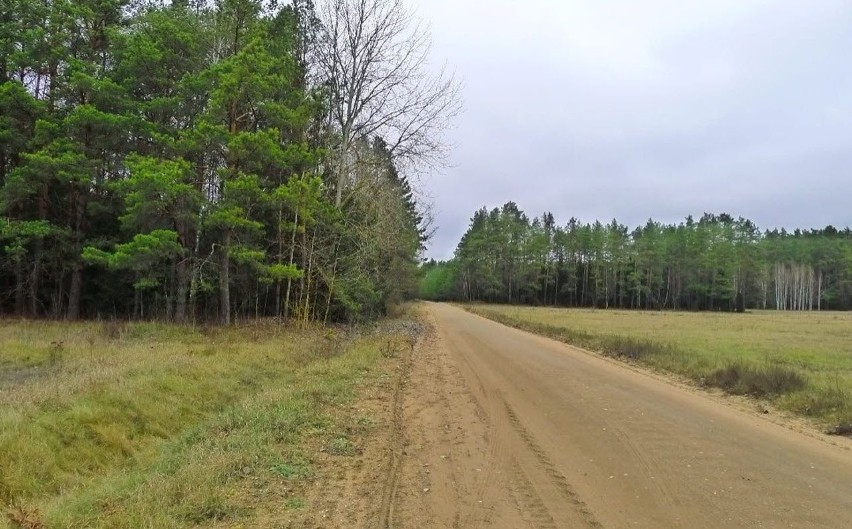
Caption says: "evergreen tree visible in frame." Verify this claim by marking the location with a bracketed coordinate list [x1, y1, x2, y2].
[425, 203, 852, 312]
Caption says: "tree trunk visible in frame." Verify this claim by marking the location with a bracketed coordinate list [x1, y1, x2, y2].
[817, 271, 822, 311]
[220, 232, 231, 325]
[553, 268, 560, 306]
[67, 188, 87, 321]
[284, 210, 299, 320]
[323, 236, 343, 323]
[28, 244, 42, 316]
[175, 256, 189, 323]
[302, 228, 317, 326]
[335, 131, 350, 207]
[28, 191, 49, 316]
[67, 266, 82, 320]
[296, 226, 308, 316]
[14, 260, 25, 316]
[188, 222, 202, 324]
[275, 205, 283, 317]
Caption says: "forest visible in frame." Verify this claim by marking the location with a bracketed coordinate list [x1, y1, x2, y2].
[422, 203, 852, 311]
[0, 0, 457, 323]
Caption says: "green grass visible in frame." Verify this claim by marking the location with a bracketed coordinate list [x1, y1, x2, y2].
[463, 305, 852, 431]
[0, 317, 415, 528]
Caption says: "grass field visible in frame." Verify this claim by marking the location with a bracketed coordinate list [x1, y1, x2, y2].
[463, 305, 852, 432]
[0, 316, 417, 528]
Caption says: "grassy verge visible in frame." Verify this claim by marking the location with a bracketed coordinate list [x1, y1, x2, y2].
[462, 305, 852, 434]
[1, 316, 418, 528]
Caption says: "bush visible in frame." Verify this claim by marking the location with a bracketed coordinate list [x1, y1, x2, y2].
[707, 363, 806, 397]
[598, 336, 668, 361]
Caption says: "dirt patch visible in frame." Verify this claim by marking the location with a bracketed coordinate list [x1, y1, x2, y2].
[261, 320, 421, 529]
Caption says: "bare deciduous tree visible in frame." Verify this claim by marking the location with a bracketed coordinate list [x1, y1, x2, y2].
[316, 0, 461, 205]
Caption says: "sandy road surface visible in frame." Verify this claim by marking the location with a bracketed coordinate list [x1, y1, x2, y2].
[382, 303, 852, 529]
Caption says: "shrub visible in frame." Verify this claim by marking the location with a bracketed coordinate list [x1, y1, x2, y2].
[598, 336, 668, 361]
[707, 363, 806, 397]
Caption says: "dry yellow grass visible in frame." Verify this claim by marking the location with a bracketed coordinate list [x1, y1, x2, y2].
[0, 317, 417, 528]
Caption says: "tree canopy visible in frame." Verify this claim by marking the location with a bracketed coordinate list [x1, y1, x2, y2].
[0, 0, 439, 323]
[422, 204, 852, 312]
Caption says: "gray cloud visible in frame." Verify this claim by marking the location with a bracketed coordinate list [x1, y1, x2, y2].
[414, 0, 852, 259]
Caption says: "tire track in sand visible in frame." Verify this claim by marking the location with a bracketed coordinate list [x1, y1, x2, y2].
[504, 401, 604, 528]
[376, 332, 415, 528]
[507, 459, 559, 529]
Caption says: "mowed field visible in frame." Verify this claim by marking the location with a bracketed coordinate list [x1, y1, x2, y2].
[0, 317, 418, 528]
[463, 305, 852, 430]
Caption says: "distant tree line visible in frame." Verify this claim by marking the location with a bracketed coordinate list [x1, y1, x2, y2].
[0, 0, 458, 323]
[421, 203, 852, 311]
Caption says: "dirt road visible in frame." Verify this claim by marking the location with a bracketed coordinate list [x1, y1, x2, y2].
[382, 303, 852, 528]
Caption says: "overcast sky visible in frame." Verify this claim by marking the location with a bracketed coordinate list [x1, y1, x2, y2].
[413, 0, 852, 259]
